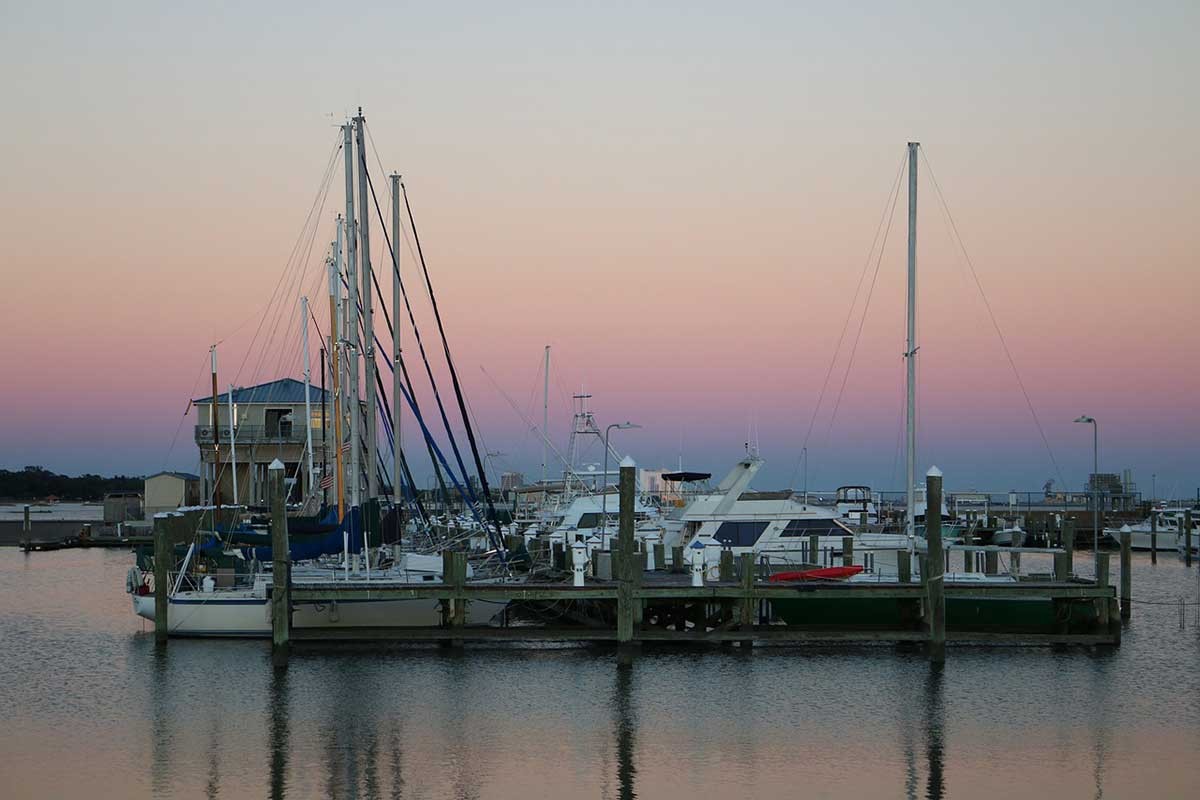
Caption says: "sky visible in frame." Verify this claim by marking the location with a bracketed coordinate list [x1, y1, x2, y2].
[0, 1, 1196, 496]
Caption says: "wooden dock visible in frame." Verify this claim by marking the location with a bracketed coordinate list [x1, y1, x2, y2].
[153, 461, 1126, 666]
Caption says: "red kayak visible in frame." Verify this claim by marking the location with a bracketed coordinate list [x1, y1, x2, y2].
[768, 565, 864, 582]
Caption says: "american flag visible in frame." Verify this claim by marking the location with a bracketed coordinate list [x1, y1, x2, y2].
[320, 473, 335, 490]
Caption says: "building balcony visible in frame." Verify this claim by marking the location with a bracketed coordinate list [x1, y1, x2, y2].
[194, 424, 316, 445]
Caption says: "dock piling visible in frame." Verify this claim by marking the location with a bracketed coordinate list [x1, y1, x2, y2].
[925, 467, 946, 663]
[984, 550, 998, 576]
[1150, 514, 1157, 564]
[842, 536, 854, 568]
[898, 549, 912, 584]
[719, 550, 734, 583]
[671, 545, 684, 574]
[738, 552, 755, 643]
[153, 515, 169, 645]
[269, 460, 291, 668]
[1186, 510, 1193, 568]
[1096, 552, 1111, 628]
[1119, 527, 1132, 620]
[616, 457, 637, 646]
[1063, 518, 1076, 573]
[808, 533, 819, 566]
[23, 504, 31, 532]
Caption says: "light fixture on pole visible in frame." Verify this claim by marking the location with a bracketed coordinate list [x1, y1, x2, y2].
[1074, 415, 1099, 565]
[601, 422, 642, 546]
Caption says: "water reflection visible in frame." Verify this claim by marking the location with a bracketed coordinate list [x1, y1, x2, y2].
[612, 657, 638, 800]
[924, 664, 946, 800]
[270, 665, 290, 800]
[150, 646, 172, 798]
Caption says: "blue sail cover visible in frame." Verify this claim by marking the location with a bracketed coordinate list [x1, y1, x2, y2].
[240, 505, 368, 562]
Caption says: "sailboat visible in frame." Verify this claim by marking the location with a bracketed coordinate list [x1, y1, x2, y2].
[129, 109, 515, 636]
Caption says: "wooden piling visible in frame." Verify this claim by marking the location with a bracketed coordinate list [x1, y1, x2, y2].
[925, 469, 946, 663]
[552, 542, 565, 571]
[1119, 529, 1131, 620]
[671, 545, 684, 574]
[808, 533, 819, 566]
[616, 459, 636, 645]
[1095, 552, 1111, 628]
[719, 550, 734, 582]
[984, 550, 998, 576]
[23, 504, 31, 532]
[653, 542, 665, 571]
[451, 551, 467, 632]
[963, 533, 974, 573]
[842, 536, 854, 568]
[739, 552, 755, 646]
[269, 460, 290, 667]
[1063, 518, 1075, 573]
[1186, 510, 1193, 568]
[153, 514, 170, 645]
[1150, 514, 1157, 564]
[1053, 551, 1070, 582]
[898, 549, 912, 584]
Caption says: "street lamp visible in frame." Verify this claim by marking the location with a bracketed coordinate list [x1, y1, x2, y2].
[1074, 415, 1099, 566]
[601, 422, 642, 545]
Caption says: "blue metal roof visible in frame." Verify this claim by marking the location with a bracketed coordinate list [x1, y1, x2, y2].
[194, 378, 331, 405]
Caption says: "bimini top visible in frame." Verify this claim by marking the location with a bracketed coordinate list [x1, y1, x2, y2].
[194, 378, 330, 406]
[662, 471, 712, 483]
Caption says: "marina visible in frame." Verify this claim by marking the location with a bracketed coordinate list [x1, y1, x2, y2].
[3, 4, 1198, 798]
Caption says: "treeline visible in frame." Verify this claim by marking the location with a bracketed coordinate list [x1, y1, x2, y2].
[0, 466, 143, 502]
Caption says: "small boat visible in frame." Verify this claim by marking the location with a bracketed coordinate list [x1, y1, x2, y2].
[768, 565, 864, 582]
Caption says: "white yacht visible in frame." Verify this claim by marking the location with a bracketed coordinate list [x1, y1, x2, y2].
[1103, 507, 1199, 553]
[670, 456, 912, 578]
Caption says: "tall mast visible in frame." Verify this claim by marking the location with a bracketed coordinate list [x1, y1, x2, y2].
[329, 222, 346, 521]
[301, 295, 316, 501]
[354, 109, 379, 502]
[542, 345, 550, 492]
[905, 142, 919, 540]
[210, 345, 221, 513]
[390, 172, 402, 509]
[227, 383, 238, 505]
[342, 121, 361, 509]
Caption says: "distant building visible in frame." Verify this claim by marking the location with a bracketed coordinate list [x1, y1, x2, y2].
[104, 491, 144, 524]
[192, 378, 366, 507]
[500, 471, 525, 494]
[144, 472, 200, 517]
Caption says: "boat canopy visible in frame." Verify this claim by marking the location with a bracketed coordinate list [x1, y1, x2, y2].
[662, 471, 711, 483]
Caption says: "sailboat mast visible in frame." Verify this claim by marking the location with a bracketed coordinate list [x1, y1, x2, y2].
[390, 172, 402, 509]
[354, 110, 379, 502]
[342, 121, 361, 509]
[227, 383, 238, 505]
[301, 295, 316, 500]
[542, 345, 550, 492]
[210, 345, 221, 513]
[329, 222, 346, 521]
[905, 141, 919, 539]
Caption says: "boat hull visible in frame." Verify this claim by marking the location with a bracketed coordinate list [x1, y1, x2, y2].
[132, 592, 502, 637]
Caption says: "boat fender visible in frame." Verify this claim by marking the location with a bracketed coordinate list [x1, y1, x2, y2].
[125, 566, 142, 595]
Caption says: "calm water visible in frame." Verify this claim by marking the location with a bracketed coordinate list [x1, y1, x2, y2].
[2, 549, 1199, 799]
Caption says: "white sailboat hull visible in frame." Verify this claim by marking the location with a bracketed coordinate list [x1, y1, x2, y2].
[132, 591, 501, 637]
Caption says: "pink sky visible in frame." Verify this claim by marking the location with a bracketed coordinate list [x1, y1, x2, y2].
[0, 3, 1196, 494]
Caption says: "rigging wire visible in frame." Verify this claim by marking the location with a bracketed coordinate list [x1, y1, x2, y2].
[919, 149, 1068, 490]
[230, 135, 342, 388]
[825, 159, 905, 438]
[787, 152, 908, 489]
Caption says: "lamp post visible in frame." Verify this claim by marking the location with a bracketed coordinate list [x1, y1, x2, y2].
[1074, 415, 1099, 567]
[601, 422, 641, 546]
